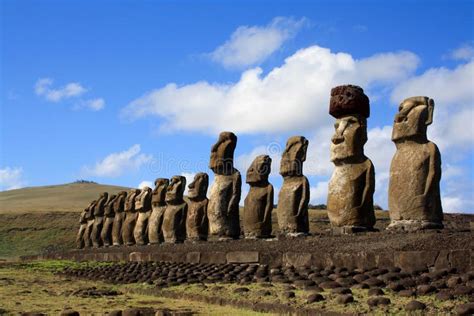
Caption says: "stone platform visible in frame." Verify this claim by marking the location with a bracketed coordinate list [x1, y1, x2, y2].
[23, 229, 474, 273]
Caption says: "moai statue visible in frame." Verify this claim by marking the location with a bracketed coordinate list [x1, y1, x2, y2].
[133, 186, 152, 245]
[148, 178, 169, 244]
[327, 85, 376, 233]
[83, 200, 96, 248]
[162, 176, 188, 243]
[243, 155, 274, 238]
[208, 131, 242, 240]
[100, 194, 117, 247]
[388, 96, 443, 231]
[277, 136, 310, 236]
[122, 188, 140, 246]
[76, 208, 88, 249]
[91, 192, 108, 248]
[112, 191, 127, 246]
[186, 173, 209, 242]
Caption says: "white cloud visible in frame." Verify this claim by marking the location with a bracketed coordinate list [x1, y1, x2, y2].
[74, 98, 105, 111]
[0, 167, 26, 191]
[448, 43, 474, 61]
[82, 144, 153, 178]
[309, 181, 328, 205]
[123, 45, 418, 135]
[35, 78, 87, 102]
[209, 17, 306, 69]
[181, 172, 196, 195]
[138, 181, 153, 189]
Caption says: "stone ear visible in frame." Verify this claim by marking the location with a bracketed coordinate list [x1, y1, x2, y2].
[425, 98, 434, 126]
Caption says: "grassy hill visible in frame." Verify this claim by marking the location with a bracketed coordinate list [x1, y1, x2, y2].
[0, 182, 132, 214]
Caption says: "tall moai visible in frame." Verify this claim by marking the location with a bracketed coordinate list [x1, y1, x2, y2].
[162, 176, 188, 243]
[112, 191, 127, 246]
[327, 85, 376, 233]
[277, 136, 310, 236]
[91, 192, 108, 248]
[122, 188, 140, 246]
[83, 200, 97, 248]
[208, 131, 242, 240]
[148, 178, 169, 244]
[388, 96, 443, 231]
[186, 172, 209, 242]
[100, 194, 117, 247]
[76, 208, 88, 249]
[134, 186, 152, 245]
[243, 155, 274, 238]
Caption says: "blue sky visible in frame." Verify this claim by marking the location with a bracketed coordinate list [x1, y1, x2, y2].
[1, 0, 473, 212]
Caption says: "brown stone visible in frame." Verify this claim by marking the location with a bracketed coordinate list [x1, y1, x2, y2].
[76, 208, 88, 249]
[327, 86, 375, 231]
[122, 189, 140, 246]
[388, 96, 443, 231]
[133, 187, 152, 245]
[208, 131, 241, 239]
[277, 136, 310, 235]
[243, 155, 274, 238]
[100, 194, 117, 247]
[162, 176, 187, 243]
[112, 191, 127, 246]
[82, 200, 97, 248]
[148, 178, 168, 244]
[91, 192, 108, 248]
[186, 173, 209, 241]
[226, 251, 259, 263]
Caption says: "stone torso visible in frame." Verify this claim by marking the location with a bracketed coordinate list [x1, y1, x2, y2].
[243, 184, 273, 237]
[162, 202, 187, 243]
[277, 176, 309, 233]
[186, 198, 209, 240]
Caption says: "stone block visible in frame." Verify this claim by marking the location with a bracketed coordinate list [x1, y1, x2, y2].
[283, 252, 312, 267]
[200, 252, 227, 264]
[226, 251, 259, 263]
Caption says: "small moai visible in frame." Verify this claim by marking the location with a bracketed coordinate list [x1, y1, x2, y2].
[122, 188, 140, 246]
[208, 131, 242, 240]
[162, 176, 188, 243]
[83, 200, 96, 248]
[76, 208, 88, 249]
[100, 194, 117, 247]
[327, 85, 376, 233]
[148, 178, 169, 244]
[243, 155, 274, 238]
[112, 191, 127, 246]
[133, 186, 152, 245]
[277, 136, 310, 236]
[388, 96, 443, 231]
[91, 192, 108, 248]
[186, 172, 209, 242]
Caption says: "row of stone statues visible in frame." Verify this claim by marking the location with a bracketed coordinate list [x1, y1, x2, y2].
[77, 84, 443, 248]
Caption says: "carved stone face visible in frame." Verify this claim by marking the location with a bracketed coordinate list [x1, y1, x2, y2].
[209, 131, 237, 175]
[280, 136, 308, 177]
[129, 189, 140, 200]
[330, 115, 367, 163]
[118, 191, 127, 198]
[100, 192, 108, 200]
[165, 175, 186, 204]
[152, 178, 169, 204]
[246, 155, 272, 184]
[392, 96, 433, 143]
[188, 172, 209, 200]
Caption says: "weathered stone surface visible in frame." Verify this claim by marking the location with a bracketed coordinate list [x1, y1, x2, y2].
[122, 189, 140, 246]
[76, 208, 88, 249]
[91, 192, 108, 248]
[100, 194, 117, 247]
[388, 96, 443, 231]
[283, 252, 312, 267]
[200, 252, 227, 264]
[162, 176, 187, 243]
[327, 85, 375, 231]
[226, 251, 259, 263]
[243, 155, 273, 238]
[186, 173, 209, 241]
[148, 178, 168, 244]
[112, 191, 127, 246]
[277, 136, 309, 235]
[186, 252, 201, 263]
[208, 131, 241, 239]
[83, 200, 97, 248]
[133, 187, 152, 245]
[395, 251, 438, 273]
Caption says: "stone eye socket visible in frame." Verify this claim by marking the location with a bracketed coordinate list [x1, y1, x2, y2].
[334, 122, 339, 129]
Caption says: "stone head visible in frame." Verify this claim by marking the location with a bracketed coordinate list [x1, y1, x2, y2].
[280, 136, 308, 177]
[100, 192, 108, 200]
[152, 178, 169, 204]
[118, 191, 127, 198]
[246, 155, 272, 184]
[188, 172, 209, 200]
[107, 194, 117, 204]
[330, 115, 367, 163]
[392, 96, 434, 143]
[129, 189, 140, 199]
[165, 175, 186, 204]
[209, 131, 237, 175]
